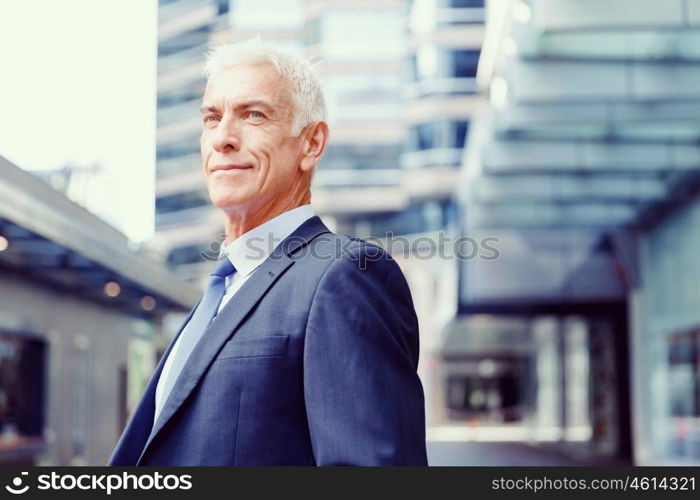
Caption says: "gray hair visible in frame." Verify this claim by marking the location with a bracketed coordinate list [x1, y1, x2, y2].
[203, 38, 327, 137]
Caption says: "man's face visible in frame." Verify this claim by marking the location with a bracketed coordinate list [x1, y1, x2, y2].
[200, 61, 305, 214]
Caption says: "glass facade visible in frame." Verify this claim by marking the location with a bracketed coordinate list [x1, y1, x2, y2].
[408, 120, 469, 152]
[322, 72, 402, 123]
[156, 190, 209, 214]
[158, 25, 209, 57]
[410, 48, 480, 83]
[318, 144, 402, 172]
[402, 0, 481, 177]
[343, 199, 457, 238]
[167, 242, 210, 267]
[156, 0, 212, 185]
[157, 145, 199, 173]
[639, 196, 700, 462]
[450, 0, 484, 7]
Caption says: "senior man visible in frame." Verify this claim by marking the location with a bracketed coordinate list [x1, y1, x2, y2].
[109, 39, 427, 466]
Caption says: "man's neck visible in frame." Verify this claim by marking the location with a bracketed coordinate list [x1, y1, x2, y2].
[223, 198, 310, 244]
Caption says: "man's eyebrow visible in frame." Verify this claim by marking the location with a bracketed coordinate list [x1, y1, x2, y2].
[200, 104, 219, 114]
[199, 100, 275, 114]
[239, 100, 274, 112]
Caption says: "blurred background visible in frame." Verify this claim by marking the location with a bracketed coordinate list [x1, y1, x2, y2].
[1, 0, 699, 466]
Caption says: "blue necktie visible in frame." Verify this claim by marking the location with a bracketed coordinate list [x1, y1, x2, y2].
[156, 257, 235, 418]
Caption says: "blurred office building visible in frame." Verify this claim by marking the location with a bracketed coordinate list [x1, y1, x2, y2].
[155, 0, 234, 285]
[400, 0, 486, 429]
[0, 156, 198, 465]
[451, 0, 700, 465]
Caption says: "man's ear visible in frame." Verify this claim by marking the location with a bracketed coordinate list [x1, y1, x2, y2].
[299, 121, 330, 173]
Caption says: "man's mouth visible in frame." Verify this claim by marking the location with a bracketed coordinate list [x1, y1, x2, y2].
[211, 164, 253, 173]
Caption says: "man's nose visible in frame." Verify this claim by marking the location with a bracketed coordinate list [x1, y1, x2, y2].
[211, 117, 241, 152]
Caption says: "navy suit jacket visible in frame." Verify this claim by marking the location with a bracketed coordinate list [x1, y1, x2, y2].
[108, 216, 427, 465]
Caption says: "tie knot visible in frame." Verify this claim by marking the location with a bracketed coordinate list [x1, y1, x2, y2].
[211, 257, 235, 278]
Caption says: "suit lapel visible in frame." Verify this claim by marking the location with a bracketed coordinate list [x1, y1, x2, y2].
[137, 215, 331, 464]
[109, 302, 198, 465]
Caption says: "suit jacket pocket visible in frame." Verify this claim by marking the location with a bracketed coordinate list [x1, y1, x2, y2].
[216, 335, 289, 360]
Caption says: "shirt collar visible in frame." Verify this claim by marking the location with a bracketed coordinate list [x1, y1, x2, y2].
[218, 204, 315, 277]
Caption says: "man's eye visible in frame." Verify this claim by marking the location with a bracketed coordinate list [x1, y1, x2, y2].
[248, 111, 265, 119]
[204, 115, 219, 123]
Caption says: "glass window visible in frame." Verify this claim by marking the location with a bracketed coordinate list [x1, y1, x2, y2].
[158, 25, 210, 57]
[408, 120, 470, 151]
[639, 195, 700, 462]
[668, 332, 700, 418]
[157, 143, 198, 161]
[453, 49, 480, 78]
[168, 243, 210, 266]
[410, 47, 481, 81]
[410, 122, 438, 151]
[156, 149, 201, 176]
[0, 333, 47, 443]
[158, 85, 204, 108]
[320, 144, 401, 171]
[454, 120, 469, 148]
[156, 190, 210, 214]
[361, 199, 455, 236]
[449, 0, 484, 7]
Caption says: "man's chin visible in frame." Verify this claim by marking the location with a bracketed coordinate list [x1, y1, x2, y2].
[210, 195, 249, 213]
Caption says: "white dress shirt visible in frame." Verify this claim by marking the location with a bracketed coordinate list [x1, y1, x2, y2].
[154, 204, 315, 424]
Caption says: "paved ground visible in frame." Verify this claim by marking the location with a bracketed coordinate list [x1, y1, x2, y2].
[427, 441, 632, 466]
